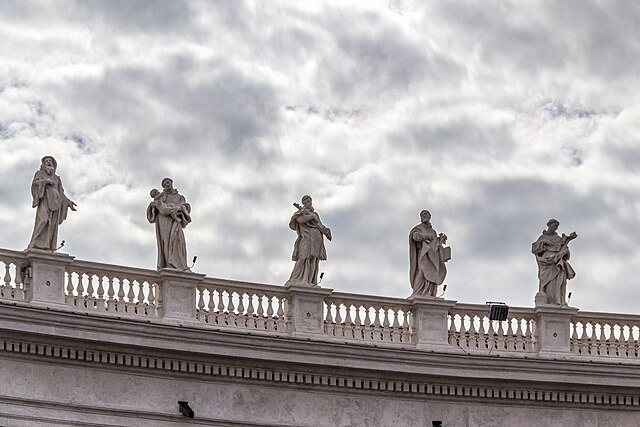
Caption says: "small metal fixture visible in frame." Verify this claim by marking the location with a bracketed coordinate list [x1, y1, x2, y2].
[178, 401, 194, 418]
[486, 301, 509, 321]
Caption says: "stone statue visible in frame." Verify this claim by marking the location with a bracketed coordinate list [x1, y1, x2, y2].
[532, 219, 577, 306]
[27, 156, 77, 251]
[286, 195, 332, 286]
[409, 210, 450, 297]
[146, 178, 192, 270]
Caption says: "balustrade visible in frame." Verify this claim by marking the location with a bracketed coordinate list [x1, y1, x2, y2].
[4, 246, 640, 363]
[448, 304, 535, 353]
[0, 249, 28, 301]
[196, 278, 288, 332]
[571, 312, 640, 358]
[324, 293, 412, 344]
[65, 260, 160, 318]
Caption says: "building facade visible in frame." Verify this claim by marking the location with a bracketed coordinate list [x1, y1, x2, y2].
[1, 248, 639, 426]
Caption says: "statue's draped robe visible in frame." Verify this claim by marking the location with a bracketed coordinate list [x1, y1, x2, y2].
[28, 169, 74, 250]
[532, 231, 575, 305]
[409, 223, 448, 297]
[146, 190, 191, 270]
[286, 208, 328, 286]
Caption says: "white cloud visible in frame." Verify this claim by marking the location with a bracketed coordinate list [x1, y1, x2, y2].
[1, 0, 640, 313]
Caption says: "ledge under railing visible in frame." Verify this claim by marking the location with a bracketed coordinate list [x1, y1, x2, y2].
[1, 247, 639, 362]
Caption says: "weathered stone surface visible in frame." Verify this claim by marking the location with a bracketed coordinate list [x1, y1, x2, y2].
[532, 218, 577, 306]
[286, 195, 332, 287]
[146, 178, 192, 271]
[27, 156, 76, 251]
[409, 210, 450, 297]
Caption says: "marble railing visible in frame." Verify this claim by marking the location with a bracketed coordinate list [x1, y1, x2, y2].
[196, 278, 288, 332]
[2, 247, 640, 363]
[324, 292, 412, 344]
[0, 249, 28, 301]
[65, 259, 160, 318]
[449, 303, 535, 353]
[571, 312, 640, 359]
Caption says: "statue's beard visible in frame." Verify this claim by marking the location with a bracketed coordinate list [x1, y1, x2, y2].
[44, 165, 55, 175]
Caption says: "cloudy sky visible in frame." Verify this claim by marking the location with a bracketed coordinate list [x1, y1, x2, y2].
[1, 0, 640, 313]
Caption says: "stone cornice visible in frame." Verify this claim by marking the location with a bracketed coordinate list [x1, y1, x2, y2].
[2, 303, 640, 396]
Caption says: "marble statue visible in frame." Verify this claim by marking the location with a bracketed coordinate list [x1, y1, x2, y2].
[409, 210, 450, 297]
[532, 219, 577, 306]
[27, 156, 77, 251]
[146, 178, 192, 270]
[286, 195, 332, 286]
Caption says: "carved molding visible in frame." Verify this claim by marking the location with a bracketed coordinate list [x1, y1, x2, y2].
[2, 336, 640, 409]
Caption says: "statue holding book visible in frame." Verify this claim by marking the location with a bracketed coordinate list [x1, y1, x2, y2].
[409, 210, 451, 297]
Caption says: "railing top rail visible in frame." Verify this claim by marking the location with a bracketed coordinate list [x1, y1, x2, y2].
[572, 311, 640, 324]
[68, 259, 161, 282]
[0, 248, 29, 262]
[200, 276, 289, 296]
[450, 302, 536, 317]
[326, 291, 414, 309]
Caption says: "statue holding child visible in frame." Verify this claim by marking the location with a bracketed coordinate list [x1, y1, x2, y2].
[146, 178, 191, 270]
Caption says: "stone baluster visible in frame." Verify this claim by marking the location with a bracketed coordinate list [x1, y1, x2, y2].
[106, 277, 116, 311]
[135, 280, 145, 315]
[276, 297, 286, 331]
[116, 278, 125, 312]
[126, 279, 135, 312]
[3, 263, 10, 288]
[96, 275, 105, 311]
[66, 272, 75, 306]
[86, 274, 95, 310]
[76, 273, 85, 308]
[344, 304, 354, 339]
[256, 294, 266, 330]
[197, 286, 206, 322]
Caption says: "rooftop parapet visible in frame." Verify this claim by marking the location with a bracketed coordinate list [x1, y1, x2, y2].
[1, 247, 639, 363]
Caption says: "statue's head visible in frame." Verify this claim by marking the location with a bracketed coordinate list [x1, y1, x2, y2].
[301, 195, 312, 208]
[547, 218, 559, 232]
[161, 178, 174, 191]
[41, 156, 57, 173]
[420, 210, 431, 224]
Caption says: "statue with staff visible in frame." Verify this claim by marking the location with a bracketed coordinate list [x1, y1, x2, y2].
[286, 195, 332, 286]
[532, 219, 577, 306]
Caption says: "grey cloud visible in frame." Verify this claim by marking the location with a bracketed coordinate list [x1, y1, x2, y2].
[47, 52, 282, 174]
[74, 0, 194, 33]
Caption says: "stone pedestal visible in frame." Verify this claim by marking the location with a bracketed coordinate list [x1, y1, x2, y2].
[286, 284, 333, 338]
[158, 269, 205, 323]
[408, 296, 457, 351]
[533, 304, 578, 356]
[23, 249, 74, 309]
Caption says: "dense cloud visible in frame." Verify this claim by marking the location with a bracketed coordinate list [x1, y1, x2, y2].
[1, 0, 639, 312]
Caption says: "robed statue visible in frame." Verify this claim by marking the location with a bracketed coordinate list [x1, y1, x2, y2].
[146, 178, 192, 270]
[409, 210, 451, 297]
[286, 195, 332, 286]
[532, 219, 577, 306]
[27, 156, 77, 251]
